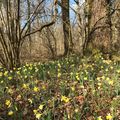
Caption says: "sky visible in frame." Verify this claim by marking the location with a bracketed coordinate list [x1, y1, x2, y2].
[70, 0, 85, 21]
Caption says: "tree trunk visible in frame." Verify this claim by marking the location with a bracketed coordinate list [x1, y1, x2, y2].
[27, 0, 32, 58]
[61, 0, 73, 56]
[84, 0, 113, 56]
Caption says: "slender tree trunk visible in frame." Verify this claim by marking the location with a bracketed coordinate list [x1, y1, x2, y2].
[27, 0, 32, 58]
[61, 0, 73, 56]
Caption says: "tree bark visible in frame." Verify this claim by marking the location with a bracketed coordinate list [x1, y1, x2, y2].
[61, 0, 73, 56]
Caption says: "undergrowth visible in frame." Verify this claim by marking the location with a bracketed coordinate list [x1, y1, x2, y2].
[0, 53, 120, 120]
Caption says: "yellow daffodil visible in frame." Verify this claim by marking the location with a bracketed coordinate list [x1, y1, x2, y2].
[108, 80, 114, 86]
[71, 86, 75, 91]
[97, 116, 103, 120]
[106, 113, 112, 120]
[84, 77, 87, 80]
[8, 76, 12, 80]
[61, 96, 70, 103]
[75, 108, 79, 113]
[35, 113, 42, 119]
[1, 80, 3, 83]
[5, 99, 11, 108]
[28, 98, 33, 104]
[101, 76, 105, 80]
[98, 82, 102, 86]
[97, 77, 100, 81]
[110, 66, 113, 69]
[4, 71, 8, 76]
[57, 73, 61, 78]
[33, 87, 39, 92]
[80, 85, 84, 89]
[106, 77, 110, 81]
[16, 71, 20, 75]
[42, 85, 46, 90]
[33, 109, 38, 114]
[8, 110, 13, 116]
[58, 63, 61, 68]
[22, 84, 28, 89]
[24, 75, 27, 79]
[117, 70, 120, 73]
[70, 72, 73, 76]
[75, 73, 79, 80]
[106, 69, 108, 72]
[39, 104, 44, 110]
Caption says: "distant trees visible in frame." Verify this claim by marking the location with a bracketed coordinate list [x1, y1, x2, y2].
[0, 0, 120, 69]
[0, 0, 56, 69]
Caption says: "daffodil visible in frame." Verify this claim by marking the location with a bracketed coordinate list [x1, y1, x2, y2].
[33, 109, 38, 114]
[5, 99, 11, 108]
[106, 77, 110, 81]
[39, 104, 44, 110]
[35, 113, 42, 119]
[16, 71, 20, 75]
[97, 77, 100, 81]
[8, 110, 13, 116]
[76, 73, 79, 80]
[97, 116, 103, 120]
[42, 85, 46, 90]
[70, 72, 73, 76]
[28, 98, 33, 104]
[101, 76, 105, 80]
[106, 113, 112, 120]
[8, 76, 12, 80]
[61, 96, 70, 103]
[58, 63, 61, 68]
[33, 87, 39, 92]
[75, 108, 79, 113]
[84, 77, 87, 80]
[71, 86, 75, 91]
[4, 71, 8, 76]
[22, 84, 28, 89]
[57, 73, 61, 78]
[108, 80, 114, 86]
[0, 80, 3, 83]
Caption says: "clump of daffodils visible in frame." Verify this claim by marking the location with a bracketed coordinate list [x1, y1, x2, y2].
[33, 109, 42, 119]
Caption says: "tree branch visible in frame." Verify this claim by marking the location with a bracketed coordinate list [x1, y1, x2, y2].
[22, 20, 55, 39]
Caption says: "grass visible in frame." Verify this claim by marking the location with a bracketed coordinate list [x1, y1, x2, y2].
[0, 53, 120, 120]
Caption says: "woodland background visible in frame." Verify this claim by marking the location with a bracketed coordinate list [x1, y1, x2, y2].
[0, 0, 120, 69]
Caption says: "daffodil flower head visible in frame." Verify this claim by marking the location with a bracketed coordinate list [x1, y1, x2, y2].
[8, 110, 14, 116]
[5, 99, 11, 108]
[36, 113, 42, 119]
[33, 87, 39, 92]
[106, 113, 112, 120]
[97, 116, 103, 120]
[61, 96, 70, 103]
[39, 104, 44, 110]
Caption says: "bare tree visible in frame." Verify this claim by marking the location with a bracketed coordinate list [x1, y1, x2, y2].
[0, 0, 57, 69]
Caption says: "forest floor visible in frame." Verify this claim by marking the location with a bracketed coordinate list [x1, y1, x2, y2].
[0, 52, 120, 120]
